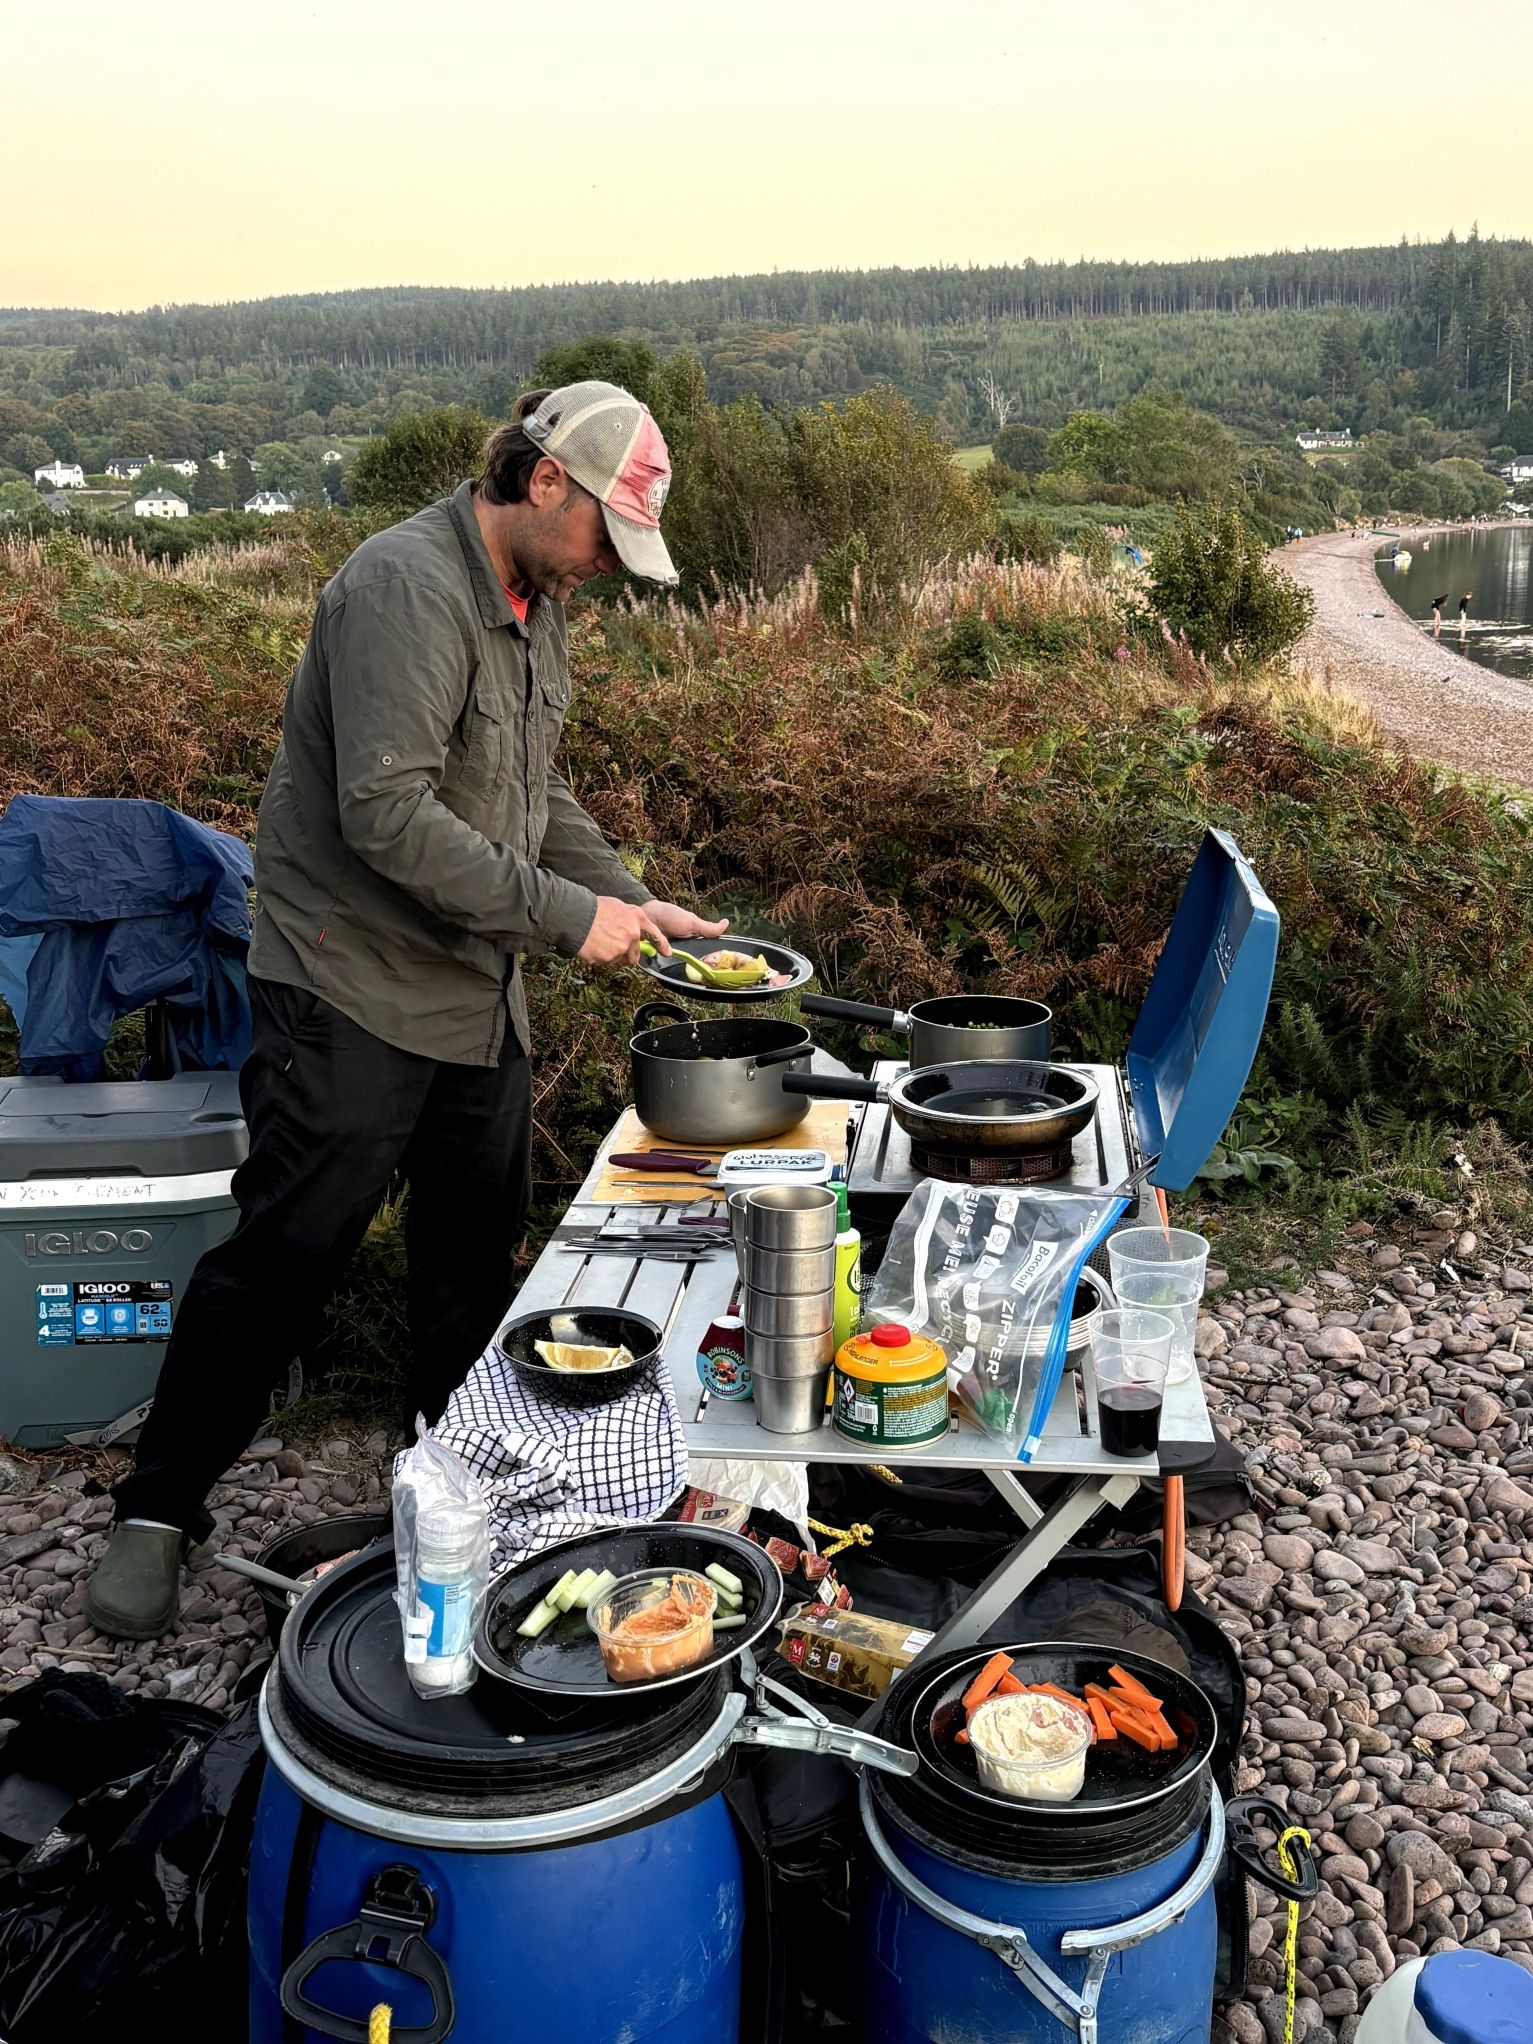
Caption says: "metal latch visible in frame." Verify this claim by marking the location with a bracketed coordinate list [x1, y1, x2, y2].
[730, 1668, 918, 1776]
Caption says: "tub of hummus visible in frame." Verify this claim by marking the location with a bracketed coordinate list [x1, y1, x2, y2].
[967, 1691, 1092, 1802]
[590, 1569, 717, 1684]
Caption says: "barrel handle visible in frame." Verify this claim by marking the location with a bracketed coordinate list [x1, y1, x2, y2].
[858, 1777, 1225, 2044]
[279, 1863, 456, 2044]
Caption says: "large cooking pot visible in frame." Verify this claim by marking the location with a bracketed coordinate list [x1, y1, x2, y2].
[801, 993, 1051, 1068]
[630, 1001, 814, 1146]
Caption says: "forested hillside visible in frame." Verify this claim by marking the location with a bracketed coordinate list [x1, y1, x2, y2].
[2, 233, 1530, 487]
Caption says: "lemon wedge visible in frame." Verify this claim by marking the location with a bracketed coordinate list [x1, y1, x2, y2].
[533, 1340, 635, 1374]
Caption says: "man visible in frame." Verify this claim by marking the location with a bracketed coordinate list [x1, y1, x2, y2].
[86, 381, 724, 1640]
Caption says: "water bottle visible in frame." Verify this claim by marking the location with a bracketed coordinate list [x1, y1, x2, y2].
[1355, 1950, 1533, 2044]
[406, 1503, 482, 1695]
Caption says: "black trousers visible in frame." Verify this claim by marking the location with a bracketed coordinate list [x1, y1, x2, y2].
[113, 978, 532, 1541]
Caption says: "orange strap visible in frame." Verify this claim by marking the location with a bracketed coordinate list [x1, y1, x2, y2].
[1155, 1186, 1187, 1613]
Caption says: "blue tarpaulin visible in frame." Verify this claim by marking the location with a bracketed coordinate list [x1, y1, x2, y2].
[0, 796, 253, 1080]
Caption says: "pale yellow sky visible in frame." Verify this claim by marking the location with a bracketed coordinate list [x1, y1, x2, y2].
[8, 0, 1530, 311]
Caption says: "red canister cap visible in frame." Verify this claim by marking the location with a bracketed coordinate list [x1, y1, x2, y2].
[870, 1323, 911, 1347]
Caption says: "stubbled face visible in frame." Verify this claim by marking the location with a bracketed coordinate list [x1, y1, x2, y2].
[514, 463, 620, 600]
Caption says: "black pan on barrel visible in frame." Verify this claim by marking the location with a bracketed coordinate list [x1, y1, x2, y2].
[911, 1640, 1216, 1818]
[781, 1060, 1099, 1159]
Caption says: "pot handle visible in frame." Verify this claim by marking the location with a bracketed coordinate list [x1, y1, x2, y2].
[749, 1040, 813, 1072]
[632, 1000, 691, 1033]
[781, 1071, 883, 1103]
[280, 1863, 456, 2044]
[801, 994, 906, 1030]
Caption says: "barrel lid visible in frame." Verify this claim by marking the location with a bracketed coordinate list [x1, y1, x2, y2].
[1415, 1950, 1533, 2044]
[838, 1325, 946, 1379]
[273, 1546, 731, 1818]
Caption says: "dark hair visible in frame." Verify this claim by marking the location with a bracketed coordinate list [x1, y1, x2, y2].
[478, 388, 554, 506]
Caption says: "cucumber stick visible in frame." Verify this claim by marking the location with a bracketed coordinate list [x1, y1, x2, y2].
[705, 1563, 744, 1596]
[548, 1570, 582, 1613]
[516, 1597, 559, 1639]
[578, 1568, 616, 1612]
[714, 1614, 748, 1631]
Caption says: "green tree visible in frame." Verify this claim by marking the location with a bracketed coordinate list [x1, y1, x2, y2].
[0, 481, 42, 520]
[994, 422, 1052, 475]
[533, 337, 665, 411]
[301, 366, 346, 417]
[229, 454, 258, 507]
[4, 433, 53, 477]
[1144, 502, 1314, 662]
[190, 461, 234, 512]
[348, 407, 490, 516]
[1048, 411, 1124, 480]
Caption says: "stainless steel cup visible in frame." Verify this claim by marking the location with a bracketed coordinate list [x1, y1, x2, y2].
[752, 1367, 832, 1435]
[728, 1188, 752, 1280]
[740, 1243, 837, 1295]
[745, 1326, 835, 1374]
[744, 1286, 834, 1338]
[744, 1184, 839, 1252]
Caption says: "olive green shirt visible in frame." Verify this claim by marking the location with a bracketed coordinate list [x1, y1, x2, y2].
[249, 481, 650, 1064]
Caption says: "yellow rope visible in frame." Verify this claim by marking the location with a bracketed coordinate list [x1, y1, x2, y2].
[806, 1517, 875, 1560]
[869, 1465, 902, 1485]
[369, 2004, 391, 2044]
[1276, 1825, 1311, 2044]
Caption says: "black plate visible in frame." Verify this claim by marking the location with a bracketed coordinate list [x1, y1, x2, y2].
[913, 1640, 1216, 1817]
[475, 1526, 783, 1698]
[639, 937, 816, 1005]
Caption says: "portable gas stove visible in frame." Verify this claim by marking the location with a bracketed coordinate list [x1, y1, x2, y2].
[844, 1059, 1146, 1268]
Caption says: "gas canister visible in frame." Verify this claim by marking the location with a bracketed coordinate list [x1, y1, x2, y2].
[833, 1324, 949, 1450]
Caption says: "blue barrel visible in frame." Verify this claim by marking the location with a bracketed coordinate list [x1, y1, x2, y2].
[248, 1548, 746, 2043]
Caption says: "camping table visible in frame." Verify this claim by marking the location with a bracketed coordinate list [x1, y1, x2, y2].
[506, 1093, 1217, 1659]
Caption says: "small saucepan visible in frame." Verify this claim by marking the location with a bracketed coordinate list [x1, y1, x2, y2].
[630, 1001, 813, 1147]
[800, 993, 1051, 1069]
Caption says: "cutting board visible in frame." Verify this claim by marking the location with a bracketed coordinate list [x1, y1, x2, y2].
[589, 1101, 850, 1203]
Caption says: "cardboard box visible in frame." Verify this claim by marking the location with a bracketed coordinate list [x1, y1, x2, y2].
[777, 1603, 934, 1701]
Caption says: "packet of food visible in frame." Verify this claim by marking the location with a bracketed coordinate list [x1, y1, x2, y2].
[777, 1603, 934, 1701]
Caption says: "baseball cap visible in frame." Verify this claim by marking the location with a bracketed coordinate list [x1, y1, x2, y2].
[521, 381, 678, 584]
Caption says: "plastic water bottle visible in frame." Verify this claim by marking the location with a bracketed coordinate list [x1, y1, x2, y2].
[1355, 1950, 1533, 2044]
[407, 1504, 481, 1694]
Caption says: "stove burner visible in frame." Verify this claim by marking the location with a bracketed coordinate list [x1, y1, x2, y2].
[909, 1140, 1075, 1185]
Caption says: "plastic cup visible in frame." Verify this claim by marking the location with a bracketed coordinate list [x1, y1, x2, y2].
[1108, 1226, 1208, 1291]
[1111, 1268, 1203, 1386]
[1090, 1307, 1175, 1458]
[589, 1567, 716, 1684]
[967, 1692, 1092, 1803]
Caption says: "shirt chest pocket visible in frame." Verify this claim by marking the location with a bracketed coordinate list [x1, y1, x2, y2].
[529, 664, 572, 783]
[457, 669, 516, 801]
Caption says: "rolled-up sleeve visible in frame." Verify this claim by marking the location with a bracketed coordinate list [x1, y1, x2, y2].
[326, 578, 598, 954]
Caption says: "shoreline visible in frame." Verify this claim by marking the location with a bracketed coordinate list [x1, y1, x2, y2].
[1278, 526, 1533, 790]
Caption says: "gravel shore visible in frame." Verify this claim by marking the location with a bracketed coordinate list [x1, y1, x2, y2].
[0, 1218, 1529, 2040]
[1280, 530, 1533, 791]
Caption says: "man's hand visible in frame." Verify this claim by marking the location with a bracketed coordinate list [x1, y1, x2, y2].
[641, 901, 730, 943]
[577, 897, 672, 967]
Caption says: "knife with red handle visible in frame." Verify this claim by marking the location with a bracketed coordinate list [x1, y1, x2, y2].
[608, 1151, 718, 1177]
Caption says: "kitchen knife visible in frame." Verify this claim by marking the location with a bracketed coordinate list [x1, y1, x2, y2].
[608, 1150, 718, 1178]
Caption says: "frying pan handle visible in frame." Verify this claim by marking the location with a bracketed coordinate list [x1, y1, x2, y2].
[749, 1040, 812, 1071]
[1224, 1794, 1319, 1903]
[632, 1000, 691, 1033]
[781, 1072, 883, 1103]
[800, 994, 907, 1031]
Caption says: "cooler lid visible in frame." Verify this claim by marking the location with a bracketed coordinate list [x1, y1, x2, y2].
[1125, 829, 1279, 1193]
[1415, 1950, 1533, 2044]
[0, 1071, 246, 1177]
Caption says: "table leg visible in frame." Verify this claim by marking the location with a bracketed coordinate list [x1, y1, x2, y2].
[922, 1471, 1143, 1658]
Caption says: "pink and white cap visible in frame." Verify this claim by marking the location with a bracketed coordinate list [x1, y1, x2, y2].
[521, 380, 678, 584]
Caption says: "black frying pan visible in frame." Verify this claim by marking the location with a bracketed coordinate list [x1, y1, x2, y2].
[801, 993, 1051, 1068]
[781, 1060, 1099, 1159]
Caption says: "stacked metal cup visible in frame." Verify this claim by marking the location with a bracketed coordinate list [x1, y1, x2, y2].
[741, 1185, 839, 1433]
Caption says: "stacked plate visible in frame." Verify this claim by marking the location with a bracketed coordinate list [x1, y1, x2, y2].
[736, 1185, 838, 1433]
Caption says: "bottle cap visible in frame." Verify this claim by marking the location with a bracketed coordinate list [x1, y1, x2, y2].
[1415, 1950, 1533, 2044]
[871, 1323, 910, 1347]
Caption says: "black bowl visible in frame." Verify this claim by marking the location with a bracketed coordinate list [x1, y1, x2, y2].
[497, 1307, 665, 1408]
[254, 1510, 391, 1639]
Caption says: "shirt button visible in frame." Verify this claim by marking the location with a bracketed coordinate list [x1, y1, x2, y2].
[381, 754, 393, 765]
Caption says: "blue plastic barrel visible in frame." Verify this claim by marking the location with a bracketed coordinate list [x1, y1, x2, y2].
[247, 1546, 747, 2043]
[859, 1777, 1223, 2044]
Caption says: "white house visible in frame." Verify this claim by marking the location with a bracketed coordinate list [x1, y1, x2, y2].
[34, 460, 85, 489]
[164, 457, 199, 478]
[1502, 456, 1533, 485]
[133, 488, 190, 519]
[208, 449, 229, 470]
[1296, 429, 1355, 452]
[107, 456, 152, 480]
[321, 448, 345, 465]
[244, 489, 295, 515]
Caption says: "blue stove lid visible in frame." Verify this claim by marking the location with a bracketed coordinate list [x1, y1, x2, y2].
[1125, 828, 1279, 1193]
[1415, 1949, 1533, 2044]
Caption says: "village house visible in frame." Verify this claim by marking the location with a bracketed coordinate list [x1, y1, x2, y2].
[106, 456, 153, 480]
[132, 488, 190, 519]
[163, 458, 200, 478]
[244, 489, 295, 515]
[1502, 455, 1533, 485]
[34, 459, 85, 489]
[1296, 428, 1355, 452]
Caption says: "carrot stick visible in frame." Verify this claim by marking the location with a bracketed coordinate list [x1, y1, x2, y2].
[995, 1672, 1026, 1695]
[955, 1727, 970, 1745]
[1113, 1711, 1162, 1752]
[1087, 1695, 1116, 1740]
[961, 1652, 1014, 1713]
[1108, 1664, 1164, 1711]
[1029, 1682, 1092, 1715]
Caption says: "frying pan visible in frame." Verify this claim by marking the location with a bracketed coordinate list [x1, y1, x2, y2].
[801, 993, 1051, 1068]
[781, 1060, 1099, 1160]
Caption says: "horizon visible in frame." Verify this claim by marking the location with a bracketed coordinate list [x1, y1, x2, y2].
[8, 0, 1531, 311]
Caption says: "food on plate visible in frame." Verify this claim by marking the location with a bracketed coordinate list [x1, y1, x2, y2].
[513, 1564, 619, 1639]
[945, 1651, 1179, 1789]
[967, 1691, 1093, 1802]
[592, 1569, 717, 1682]
[682, 948, 771, 989]
[309, 1550, 359, 1581]
[533, 1340, 635, 1374]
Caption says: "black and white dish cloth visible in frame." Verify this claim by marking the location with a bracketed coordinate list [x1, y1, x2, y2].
[410, 1340, 688, 1572]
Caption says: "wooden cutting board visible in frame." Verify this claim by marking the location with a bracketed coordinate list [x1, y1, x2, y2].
[588, 1101, 851, 1204]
